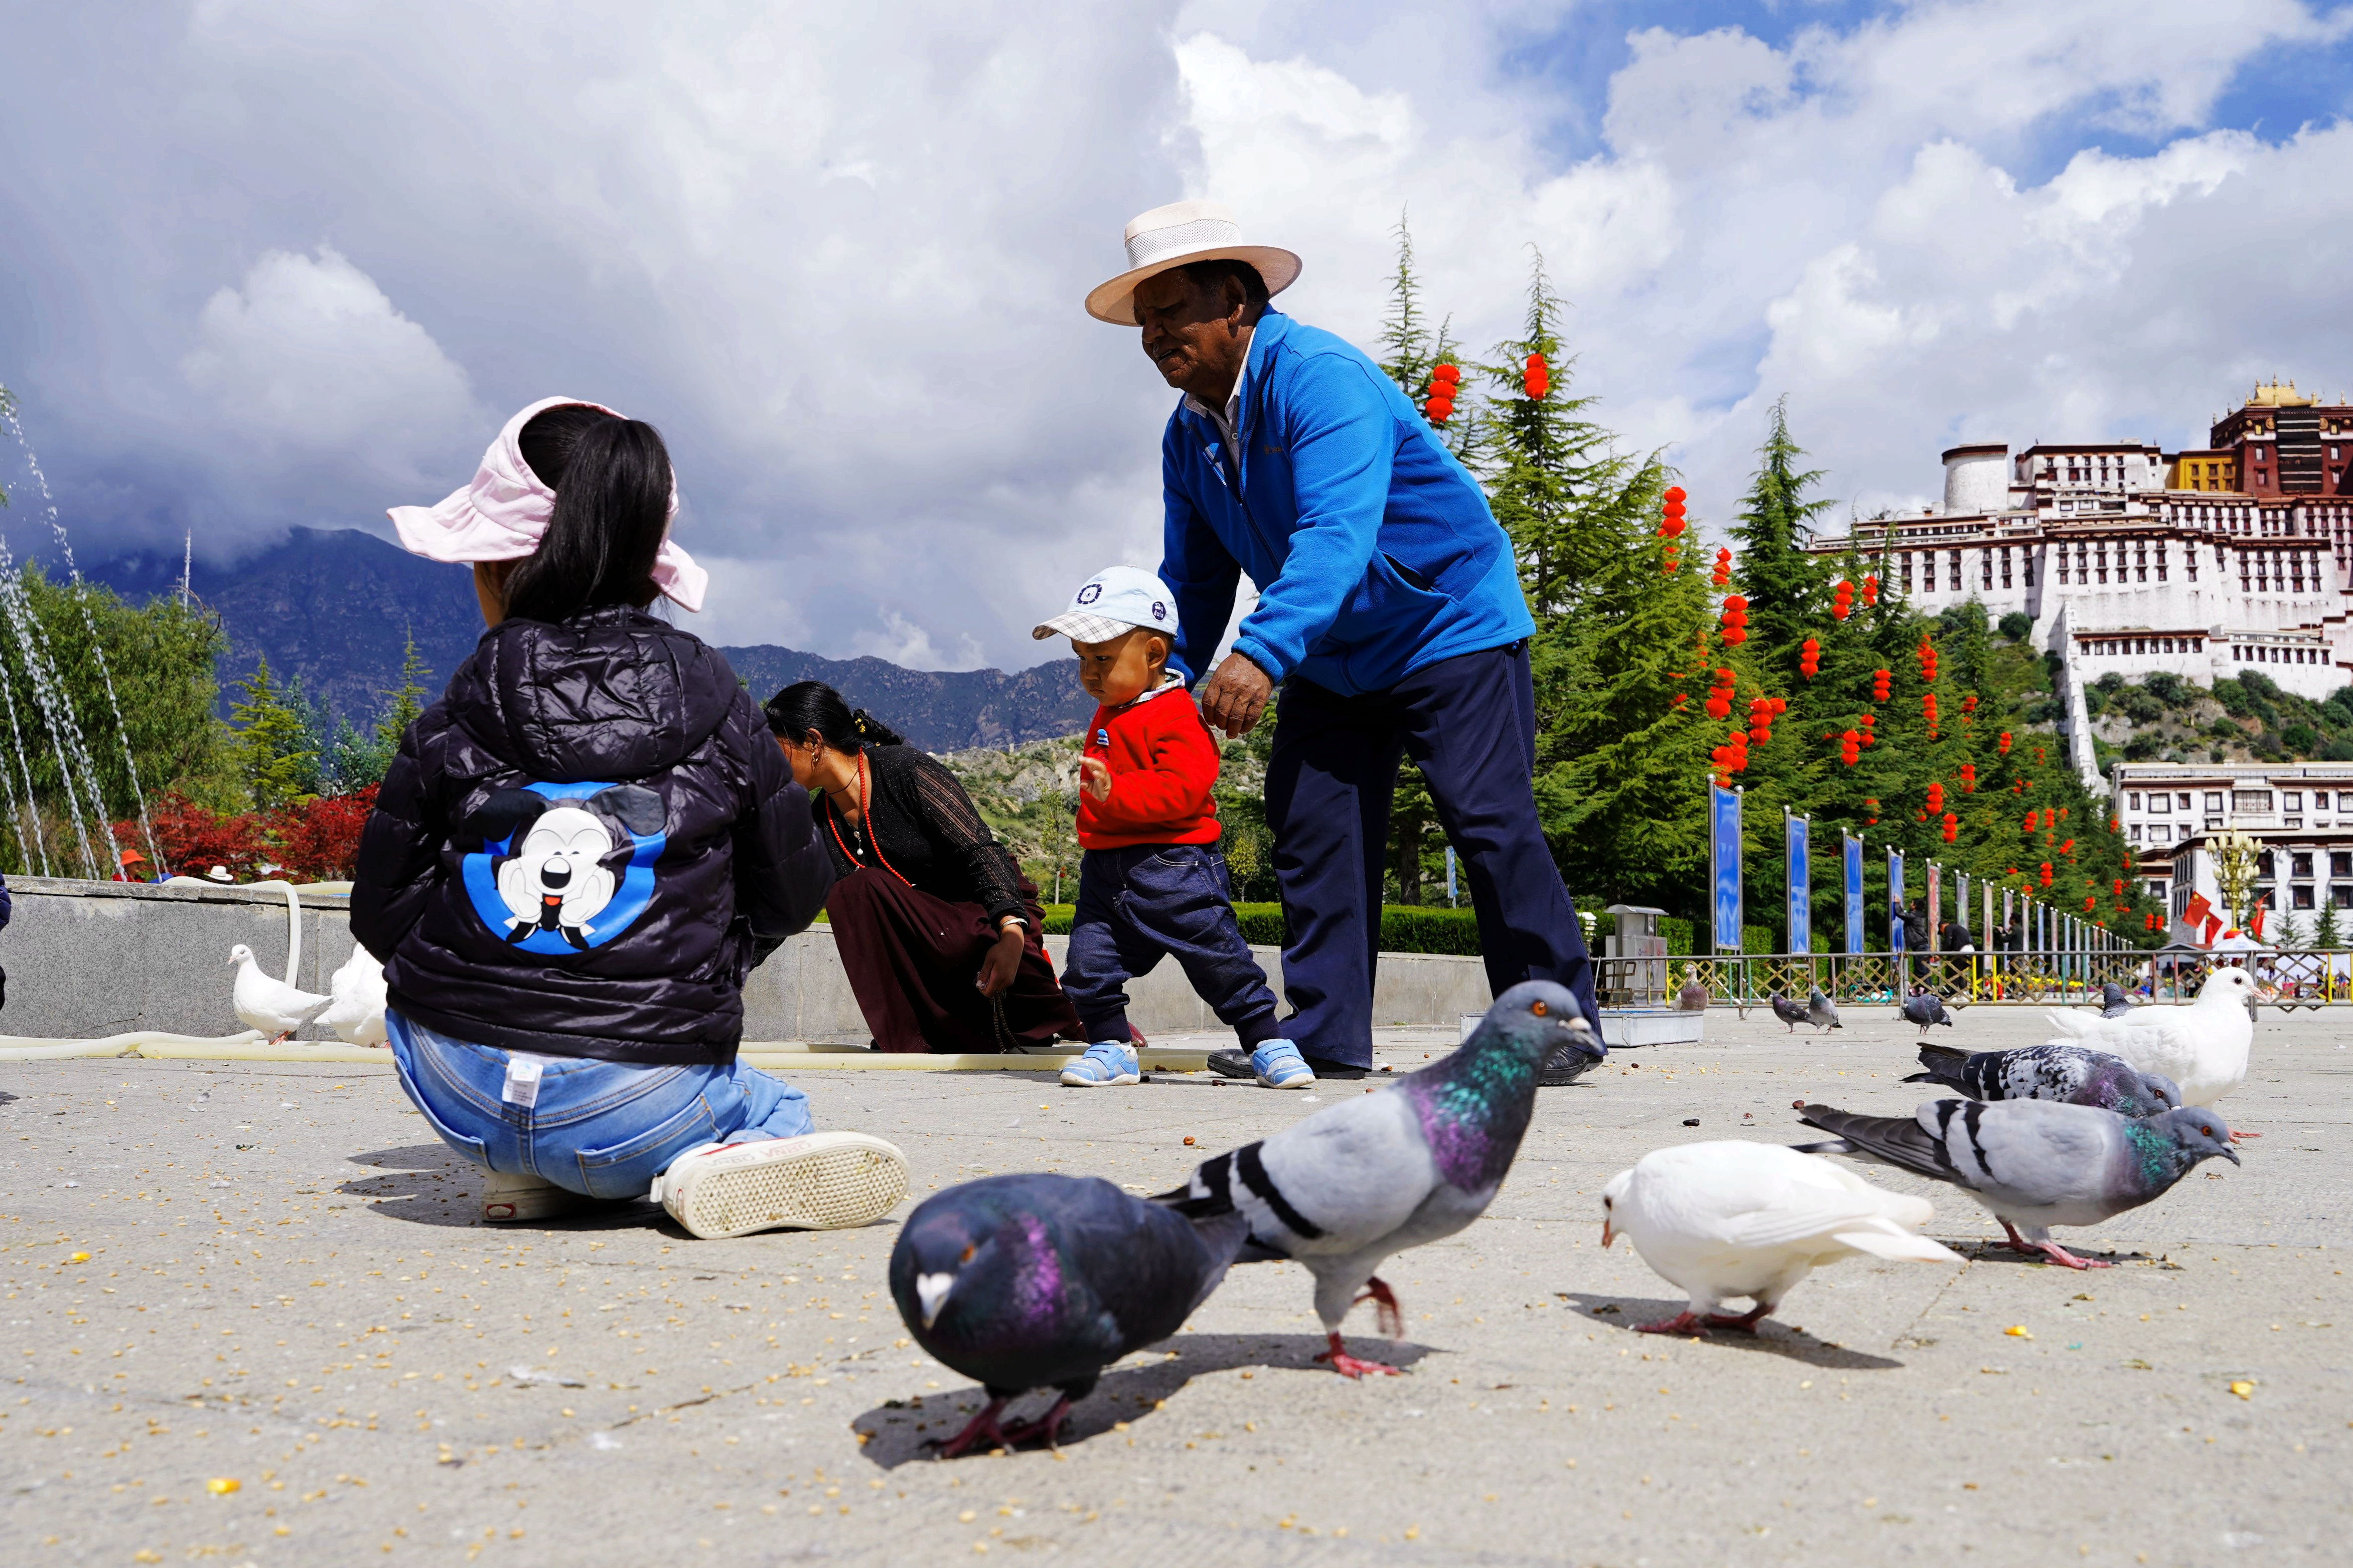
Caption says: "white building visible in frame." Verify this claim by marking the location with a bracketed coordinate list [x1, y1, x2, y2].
[2112, 761, 2353, 932]
[1808, 382, 2353, 792]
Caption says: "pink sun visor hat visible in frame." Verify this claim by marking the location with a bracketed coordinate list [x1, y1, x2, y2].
[386, 396, 708, 612]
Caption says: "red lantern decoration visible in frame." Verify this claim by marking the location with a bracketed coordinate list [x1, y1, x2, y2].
[1711, 547, 1734, 588]
[1800, 637, 1820, 679]
[1941, 812, 1959, 844]
[1863, 797, 1879, 826]
[2039, 862, 2053, 888]
[1523, 353, 1548, 400]
[1862, 573, 1879, 605]
[1958, 762, 1977, 793]
[1839, 728, 1860, 766]
[1831, 578, 1855, 621]
[1871, 668, 1891, 703]
[1997, 730, 2012, 754]
[1925, 782, 1945, 816]
[1424, 363, 1460, 425]
[1858, 713, 1876, 747]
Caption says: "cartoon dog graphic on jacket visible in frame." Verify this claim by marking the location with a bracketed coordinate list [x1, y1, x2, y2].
[462, 783, 669, 954]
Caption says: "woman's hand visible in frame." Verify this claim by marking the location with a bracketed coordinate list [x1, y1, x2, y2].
[1079, 755, 1112, 802]
[976, 923, 1027, 998]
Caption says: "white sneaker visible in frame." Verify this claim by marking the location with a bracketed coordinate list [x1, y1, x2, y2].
[480, 1169, 589, 1224]
[652, 1132, 910, 1240]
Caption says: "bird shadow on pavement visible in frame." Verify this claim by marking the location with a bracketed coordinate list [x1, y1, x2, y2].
[849, 1331, 1439, 1468]
[1954, 1240, 2157, 1269]
[1554, 1291, 1901, 1370]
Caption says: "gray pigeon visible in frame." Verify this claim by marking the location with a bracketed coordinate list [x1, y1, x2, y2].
[1675, 977, 1709, 1012]
[2097, 983, 2136, 1019]
[1900, 990, 1953, 1034]
[1769, 993, 1809, 1032]
[1793, 1098, 2237, 1269]
[1905, 1042, 2181, 1117]
[1154, 980, 1593, 1377]
[1806, 989, 1842, 1032]
[890, 1174, 1249, 1454]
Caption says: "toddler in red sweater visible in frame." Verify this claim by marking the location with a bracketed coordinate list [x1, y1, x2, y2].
[1031, 567, 1310, 1089]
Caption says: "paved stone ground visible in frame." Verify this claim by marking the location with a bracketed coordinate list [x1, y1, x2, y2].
[4, 1002, 2347, 1566]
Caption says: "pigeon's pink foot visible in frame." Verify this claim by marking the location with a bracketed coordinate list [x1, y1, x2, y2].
[1315, 1332, 1402, 1379]
[995, 1395, 1072, 1451]
[928, 1397, 1013, 1458]
[1701, 1304, 1771, 1334]
[1998, 1221, 2042, 1256]
[268, 1031, 293, 1045]
[2229, 1129, 2261, 1142]
[1634, 1311, 1703, 1335]
[1353, 1277, 1406, 1339]
[2032, 1240, 2112, 1270]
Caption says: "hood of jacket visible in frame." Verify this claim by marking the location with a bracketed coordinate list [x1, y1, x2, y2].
[449, 605, 737, 780]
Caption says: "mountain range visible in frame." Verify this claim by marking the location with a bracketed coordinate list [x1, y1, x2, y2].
[87, 528, 1096, 751]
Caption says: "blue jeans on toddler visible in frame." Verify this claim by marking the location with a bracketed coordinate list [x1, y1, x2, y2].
[387, 1011, 815, 1200]
[1061, 843, 1282, 1047]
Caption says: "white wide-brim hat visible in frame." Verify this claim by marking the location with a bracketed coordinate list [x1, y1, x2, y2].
[1084, 200, 1301, 326]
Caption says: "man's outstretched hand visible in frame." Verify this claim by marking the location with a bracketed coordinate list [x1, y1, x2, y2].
[1198, 652, 1273, 737]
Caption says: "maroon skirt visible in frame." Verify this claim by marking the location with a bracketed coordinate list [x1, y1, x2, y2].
[826, 867, 1082, 1053]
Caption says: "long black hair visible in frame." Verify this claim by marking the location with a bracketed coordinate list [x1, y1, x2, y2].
[763, 681, 905, 752]
[502, 406, 673, 624]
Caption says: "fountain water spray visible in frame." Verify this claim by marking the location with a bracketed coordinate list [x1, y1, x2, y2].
[0, 537, 107, 878]
[0, 397, 163, 873]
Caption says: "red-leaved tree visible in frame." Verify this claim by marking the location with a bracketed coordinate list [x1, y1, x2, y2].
[118, 785, 378, 882]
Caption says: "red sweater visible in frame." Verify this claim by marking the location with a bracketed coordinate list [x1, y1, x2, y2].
[1076, 687, 1222, 850]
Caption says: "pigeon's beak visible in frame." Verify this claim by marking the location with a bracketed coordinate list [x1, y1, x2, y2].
[915, 1271, 956, 1329]
[1600, 1218, 1614, 1250]
[2220, 1144, 2242, 1167]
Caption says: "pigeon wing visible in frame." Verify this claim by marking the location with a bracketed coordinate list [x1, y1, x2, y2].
[1934, 1099, 2119, 1209]
[1246, 1090, 1437, 1257]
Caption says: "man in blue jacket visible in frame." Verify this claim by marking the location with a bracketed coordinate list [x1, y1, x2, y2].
[1086, 201, 1605, 1082]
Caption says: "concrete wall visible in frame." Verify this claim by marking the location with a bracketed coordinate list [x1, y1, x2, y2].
[0, 878, 1493, 1043]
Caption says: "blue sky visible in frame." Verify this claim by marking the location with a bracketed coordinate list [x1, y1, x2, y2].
[4, 2, 2350, 667]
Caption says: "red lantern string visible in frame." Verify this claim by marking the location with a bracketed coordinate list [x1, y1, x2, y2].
[2039, 862, 2053, 888]
[1997, 730, 2012, 754]
[1863, 796, 1879, 826]
[1925, 782, 1944, 815]
[1523, 353, 1549, 400]
[1719, 593, 1749, 647]
[1958, 762, 1977, 793]
[1800, 637, 1820, 679]
[1839, 728, 1860, 766]
[1862, 574, 1879, 605]
[1711, 547, 1734, 588]
[1831, 579, 1854, 621]
[1424, 362, 1460, 425]
[1871, 668, 1891, 703]
[1941, 812, 1959, 844]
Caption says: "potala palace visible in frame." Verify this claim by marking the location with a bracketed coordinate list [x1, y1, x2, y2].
[1808, 379, 2353, 790]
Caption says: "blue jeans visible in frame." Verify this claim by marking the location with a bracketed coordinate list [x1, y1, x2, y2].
[1264, 643, 1603, 1067]
[1061, 843, 1282, 1048]
[387, 1011, 815, 1200]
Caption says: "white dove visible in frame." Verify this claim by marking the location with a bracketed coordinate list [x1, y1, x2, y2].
[2045, 966, 2256, 1126]
[1600, 1141, 1961, 1335]
[319, 946, 389, 1047]
[228, 943, 332, 1043]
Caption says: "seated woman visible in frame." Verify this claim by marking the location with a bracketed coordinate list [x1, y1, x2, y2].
[353, 397, 907, 1236]
[765, 682, 1081, 1053]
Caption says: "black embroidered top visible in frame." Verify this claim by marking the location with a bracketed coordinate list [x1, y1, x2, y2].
[814, 744, 1027, 921]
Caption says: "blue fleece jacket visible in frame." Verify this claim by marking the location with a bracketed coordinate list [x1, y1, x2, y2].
[1157, 310, 1533, 698]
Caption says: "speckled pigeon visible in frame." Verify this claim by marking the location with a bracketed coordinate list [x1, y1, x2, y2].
[1152, 980, 1594, 1377]
[1905, 1042, 2181, 1117]
[1792, 1098, 2237, 1270]
[889, 1174, 1248, 1454]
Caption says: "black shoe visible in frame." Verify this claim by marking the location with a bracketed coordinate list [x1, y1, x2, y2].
[1539, 1036, 1605, 1087]
[1301, 1058, 1370, 1079]
[1207, 1048, 1255, 1079]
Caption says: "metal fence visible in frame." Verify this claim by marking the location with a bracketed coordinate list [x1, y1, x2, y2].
[1599, 949, 2353, 1009]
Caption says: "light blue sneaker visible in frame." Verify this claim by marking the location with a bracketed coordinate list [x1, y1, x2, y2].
[1060, 1040, 1140, 1087]
[1252, 1040, 1316, 1090]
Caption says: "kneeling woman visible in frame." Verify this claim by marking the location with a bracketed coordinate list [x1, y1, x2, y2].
[766, 683, 1081, 1053]
[353, 398, 907, 1236]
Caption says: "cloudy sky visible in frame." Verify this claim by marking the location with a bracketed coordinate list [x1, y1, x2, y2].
[5, 1, 2351, 668]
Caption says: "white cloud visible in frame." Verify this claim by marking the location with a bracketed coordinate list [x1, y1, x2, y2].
[5, 2, 2353, 665]
[179, 246, 482, 482]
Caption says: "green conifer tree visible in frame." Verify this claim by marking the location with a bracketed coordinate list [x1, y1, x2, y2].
[229, 655, 314, 811]
[377, 631, 431, 751]
[1730, 397, 1837, 682]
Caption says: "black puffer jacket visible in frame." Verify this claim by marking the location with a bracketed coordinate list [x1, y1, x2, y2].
[352, 606, 832, 1064]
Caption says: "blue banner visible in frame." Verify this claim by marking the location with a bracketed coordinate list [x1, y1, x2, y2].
[1887, 848, 1906, 954]
[1785, 812, 1810, 956]
[1710, 783, 1743, 951]
[1844, 834, 1865, 955]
